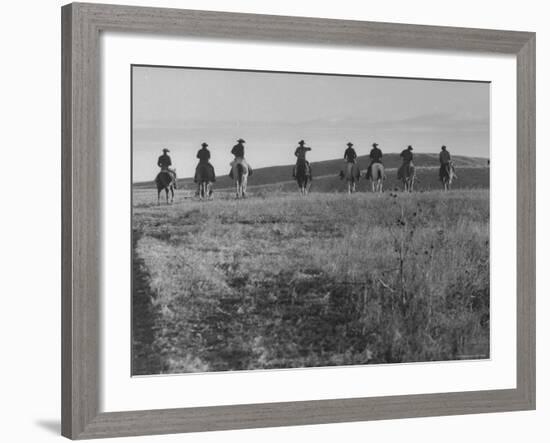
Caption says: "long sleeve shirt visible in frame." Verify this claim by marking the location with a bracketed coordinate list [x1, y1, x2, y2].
[400, 149, 413, 163]
[344, 147, 357, 162]
[295, 146, 312, 160]
[369, 148, 383, 162]
[196, 148, 211, 162]
[439, 150, 451, 164]
[157, 154, 172, 168]
[231, 143, 245, 158]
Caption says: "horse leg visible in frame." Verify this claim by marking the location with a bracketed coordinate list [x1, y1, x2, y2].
[157, 189, 160, 205]
[170, 187, 174, 203]
[165, 188, 169, 203]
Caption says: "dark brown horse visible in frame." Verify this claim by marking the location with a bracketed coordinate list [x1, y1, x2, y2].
[295, 159, 311, 195]
[155, 171, 175, 204]
[195, 163, 213, 200]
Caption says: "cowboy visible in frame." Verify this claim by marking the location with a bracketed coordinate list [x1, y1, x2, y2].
[343, 142, 357, 163]
[397, 145, 414, 180]
[229, 138, 252, 179]
[293, 140, 312, 178]
[194, 142, 216, 192]
[439, 145, 452, 181]
[339, 141, 358, 180]
[365, 142, 383, 180]
[157, 148, 177, 188]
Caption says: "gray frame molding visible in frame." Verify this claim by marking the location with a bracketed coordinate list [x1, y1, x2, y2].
[61, 2, 536, 439]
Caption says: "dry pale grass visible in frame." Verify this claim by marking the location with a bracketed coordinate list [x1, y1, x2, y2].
[132, 189, 489, 374]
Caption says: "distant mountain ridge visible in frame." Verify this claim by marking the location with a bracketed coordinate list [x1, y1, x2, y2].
[133, 153, 488, 189]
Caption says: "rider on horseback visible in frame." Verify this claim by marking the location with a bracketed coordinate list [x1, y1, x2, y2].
[397, 145, 414, 180]
[365, 142, 383, 180]
[194, 142, 216, 195]
[293, 140, 312, 178]
[229, 138, 252, 179]
[439, 145, 452, 181]
[157, 148, 177, 188]
[339, 142, 358, 180]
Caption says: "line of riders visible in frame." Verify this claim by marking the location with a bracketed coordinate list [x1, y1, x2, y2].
[156, 138, 455, 195]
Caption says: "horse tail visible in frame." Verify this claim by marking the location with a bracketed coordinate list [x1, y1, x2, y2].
[155, 172, 165, 190]
[237, 163, 244, 182]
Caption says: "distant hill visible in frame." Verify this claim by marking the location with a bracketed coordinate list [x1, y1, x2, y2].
[133, 153, 489, 191]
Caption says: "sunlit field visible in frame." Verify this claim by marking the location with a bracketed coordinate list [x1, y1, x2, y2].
[132, 187, 490, 375]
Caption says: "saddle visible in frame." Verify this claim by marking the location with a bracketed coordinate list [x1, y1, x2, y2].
[296, 158, 311, 176]
[397, 162, 413, 180]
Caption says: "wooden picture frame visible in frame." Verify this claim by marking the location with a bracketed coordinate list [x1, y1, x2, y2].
[61, 2, 535, 439]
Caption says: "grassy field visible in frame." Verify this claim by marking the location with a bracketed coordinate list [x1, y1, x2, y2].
[132, 187, 490, 375]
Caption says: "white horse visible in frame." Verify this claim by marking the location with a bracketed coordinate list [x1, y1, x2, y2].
[399, 162, 416, 192]
[343, 162, 361, 194]
[231, 159, 249, 198]
[370, 163, 385, 193]
[441, 162, 458, 191]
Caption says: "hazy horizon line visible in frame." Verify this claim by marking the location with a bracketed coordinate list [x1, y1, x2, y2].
[132, 151, 489, 184]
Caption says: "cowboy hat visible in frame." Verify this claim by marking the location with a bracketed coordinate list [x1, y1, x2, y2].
[372, 142, 378, 147]
[298, 140, 306, 145]
[162, 148, 170, 152]
[441, 145, 447, 149]
[347, 142, 354, 147]
[201, 142, 208, 147]
[237, 138, 246, 143]
[407, 145, 413, 150]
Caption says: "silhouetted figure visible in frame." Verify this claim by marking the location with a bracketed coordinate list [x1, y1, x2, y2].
[229, 138, 252, 179]
[293, 140, 312, 178]
[439, 145, 452, 182]
[344, 142, 357, 163]
[365, 142, 383, 180]
[397, 145, 414, 180]
[157, 148, 177, 188]
[194, 142, 216, 196]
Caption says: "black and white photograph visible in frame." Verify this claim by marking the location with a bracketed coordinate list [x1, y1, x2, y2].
[131, 65, 490, 376]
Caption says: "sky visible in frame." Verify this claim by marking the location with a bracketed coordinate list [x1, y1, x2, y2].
[132, 66, 490, 182]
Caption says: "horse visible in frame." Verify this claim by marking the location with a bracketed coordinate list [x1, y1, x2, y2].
[232, 159, 249, 198]
[441, 161, 457, 191]
[295, 158, 311, 195]
[195, 163, 213, 200]
[343, 161, 360, 194]
[399, 162, 416, 192]
[370, 162, 385, 193]
[155, 170, 175, 204]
